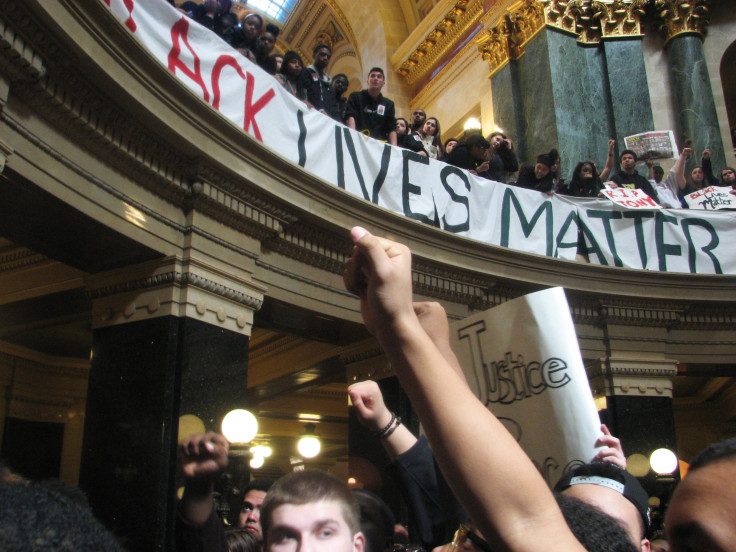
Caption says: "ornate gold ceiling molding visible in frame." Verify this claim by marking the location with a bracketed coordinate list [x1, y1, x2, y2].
[477, 0, 649, 75]
[395, 0, 485, 86]
[651, 0, 710, 43]
[476, 0, 546, 77]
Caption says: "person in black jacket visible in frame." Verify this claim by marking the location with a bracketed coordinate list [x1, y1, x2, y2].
[446, 134, 492, 177]
[564, 161, 605, 198]
[345, 68, 397, 145]
[515, 150, 557, 193]
[609, 149, 659, 202]
[487, 132, 519, 183]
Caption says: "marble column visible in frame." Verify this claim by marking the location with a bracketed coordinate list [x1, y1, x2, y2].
[665, 34, 725, 170]
[80, 256, 263, 551]
[602, 39, 655, 153]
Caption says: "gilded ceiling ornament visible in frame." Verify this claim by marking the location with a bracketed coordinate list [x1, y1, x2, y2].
[396, 0, 481, 83]
[476, 0, 545, 75]
[568, 0, 607, 43]
[651, 0, 710, 42]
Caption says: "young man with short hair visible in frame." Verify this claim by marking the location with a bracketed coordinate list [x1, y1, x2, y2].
[302, 44, 337, 117]
[261, 470, 365, 552]
[345, 68, 397, 146]
[609, 149, 659, 202]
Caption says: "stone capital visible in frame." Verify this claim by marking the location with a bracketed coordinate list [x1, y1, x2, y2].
[651, 0, 710, 43]
[587, 357, 678, 398]
[86, 256, 266, 335]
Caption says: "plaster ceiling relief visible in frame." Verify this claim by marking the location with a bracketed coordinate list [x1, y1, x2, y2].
[281, 0, 362, 73]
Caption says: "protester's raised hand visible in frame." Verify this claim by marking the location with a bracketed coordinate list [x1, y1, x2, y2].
[414, 302, 451, 349]
[608, 139, 615, 152]
[344, 227, 415, 338]
[702, 148, 711, 160]
[591, 424, 626, 469]
[348, 380, 392, 432]
[682, 147, 693, 157]
[180, 432, 229, 481]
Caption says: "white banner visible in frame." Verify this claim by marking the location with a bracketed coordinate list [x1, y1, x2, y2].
[685, 186, 736, 210]
[450, 288, 601, 487]
[103, 0, 736, 274]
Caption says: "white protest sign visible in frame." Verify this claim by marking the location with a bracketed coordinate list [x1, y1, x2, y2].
[624, 131, 677, 161]
[103, 0, 736, 274]
[601, 187, 662, 210]
[685, 186, 736, 210]
[450, 288, 601, 487]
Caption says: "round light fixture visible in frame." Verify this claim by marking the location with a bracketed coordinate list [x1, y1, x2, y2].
[463, 117, 481, 131]
[297, 423, 321, 458]
[650, 448, 678, 475]
[250, 454, 265, 469]
[178, 414, 205, 444]
[626, 453, 650, 477]
[221, 409, 258, 444]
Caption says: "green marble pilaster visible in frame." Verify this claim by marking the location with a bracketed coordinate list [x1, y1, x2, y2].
[665, 34, 725, 171]
[602, 39, 655, 151]
[491, 62, 525, 159]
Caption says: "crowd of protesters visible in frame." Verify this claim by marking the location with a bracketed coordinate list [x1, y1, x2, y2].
[3, 3, 734, 551]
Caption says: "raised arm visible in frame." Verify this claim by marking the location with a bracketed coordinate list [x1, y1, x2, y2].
[599, 139, 615, 181]
[179, 432, 229, 525]
[343, 227, 584, 552]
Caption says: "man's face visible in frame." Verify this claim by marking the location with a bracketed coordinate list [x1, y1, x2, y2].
[722, 168, 736, 183]
[238, 489, 268, 538]
[411, 110, 426, 128]
[314, 48, 331, 71]
[563, 484, 647, 552]
[333, 77, 348, 95]
[266, 499, 365, 552]
[367, 71, 384, 93]
[621, 153, 637, 171]
[665, 461, 736, 552]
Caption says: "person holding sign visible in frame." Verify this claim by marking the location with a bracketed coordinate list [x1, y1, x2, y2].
[345, 68, 397, 146]
[609, 150, 659, 203]
[343, 226, 586, 552]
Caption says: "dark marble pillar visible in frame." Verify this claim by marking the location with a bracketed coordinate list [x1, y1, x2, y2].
[665, 34, 726, 170]
[491, 62, 524, 159]
[79, 257, 261, 551]
[602, 39, 655, 152]
[79, 315, 250, 551]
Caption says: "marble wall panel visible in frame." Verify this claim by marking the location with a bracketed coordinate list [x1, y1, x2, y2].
[666, 35, 726, 170]
[603, 40, 655, 150]
[547, 30, 614, 181]
[515, 32, 559, 165]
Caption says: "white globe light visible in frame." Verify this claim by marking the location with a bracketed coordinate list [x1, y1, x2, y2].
[298, 435, 321, 458]
[650, 448, 678, 475]
[221, 409, 258, 444]
[250, 453, 264, 469]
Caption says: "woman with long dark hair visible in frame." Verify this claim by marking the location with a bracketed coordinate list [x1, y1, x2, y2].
[275, 51, 308, 104]
[564, 161, 604, 198]
[418, 117, 443, 159]
[486, 132, 519, 183]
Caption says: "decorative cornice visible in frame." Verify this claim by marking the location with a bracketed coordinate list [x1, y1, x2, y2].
[87, 269, 263, 311]
[0, 8, 47, 84]
[542, 0, 647, 43]
[651, 0, 710, 43]
[0, 246, 47, 273]
[587, 357, 678, 398]
[397, 0, 484, 85]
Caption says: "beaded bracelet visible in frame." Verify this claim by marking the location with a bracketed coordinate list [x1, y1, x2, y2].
[374, 412, 396, 439]
[380, 417, 401, 440]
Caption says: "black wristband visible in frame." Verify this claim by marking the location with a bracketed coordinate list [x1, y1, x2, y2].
[374, 412, 396, 439]
[380, 417, 401, 440]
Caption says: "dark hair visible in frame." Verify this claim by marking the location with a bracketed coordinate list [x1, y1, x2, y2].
[570, 161, 601, 186]
[689, 437, 736, 471]
[620, 149, 638, 162]
[333, 73, 348, 83]
[555, 493, 639, 552]
[263, 53, 282, 75]
[0, 481, 126, 551]
[281, 50, 304, 79]
[243, 12, 264, 29]
[243, 478, 274, 497]
[368, 67, 385, 78]
[352, 489, 394, 552]
[261, 471, 361, 545]
[313, 43, 332, 56]
[265, 23, 280, 37]
[395, 117, 409, 135]
[225, 528, 261, 552]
